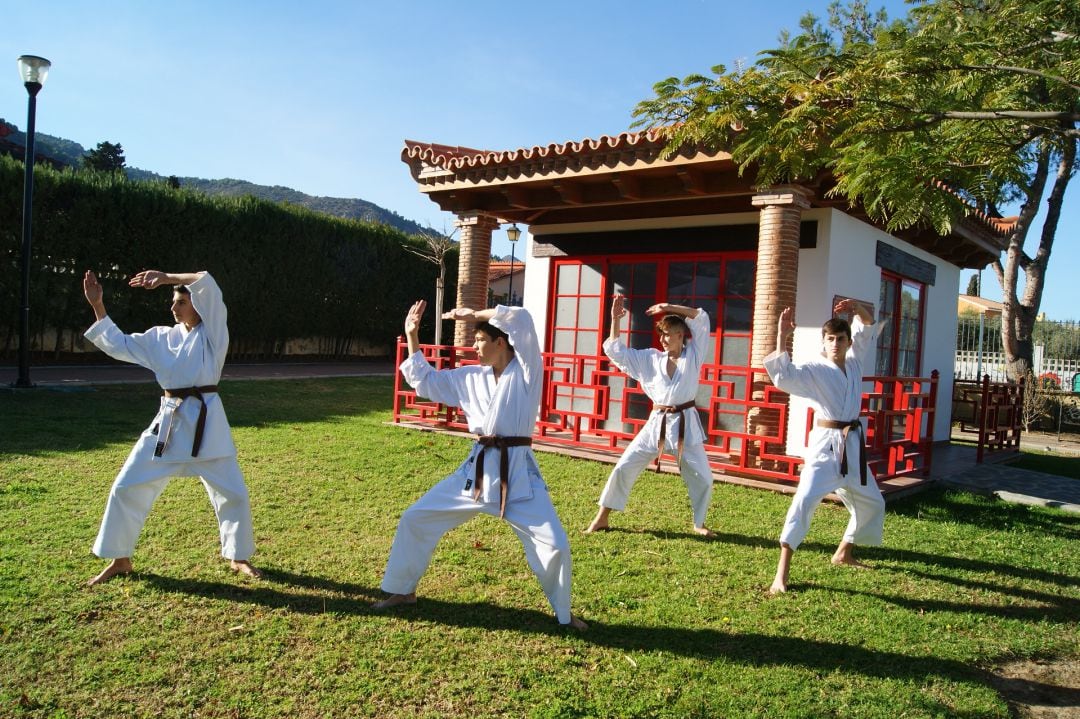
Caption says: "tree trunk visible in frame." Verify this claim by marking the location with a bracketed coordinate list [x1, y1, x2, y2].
[434, 265, 445, 346]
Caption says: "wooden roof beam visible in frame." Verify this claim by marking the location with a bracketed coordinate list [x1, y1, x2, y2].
[676, 168, 708, 195]
[552, 181, 584, 205]
[500, 186, 531, 209]
[610, 173, 641, 200]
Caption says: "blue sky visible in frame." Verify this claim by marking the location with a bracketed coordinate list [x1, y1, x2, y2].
[2, 0, 1076, 319]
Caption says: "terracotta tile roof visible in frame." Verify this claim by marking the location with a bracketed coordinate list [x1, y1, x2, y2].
[402, 127, 1012, 246]
[403, 128, 677, 173]
[958, 294, 1004, 312]
[489, 261, 523, 282]
[930, 179, 1017, 237]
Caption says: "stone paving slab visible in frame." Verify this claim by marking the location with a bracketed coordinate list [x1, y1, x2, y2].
[937, 462, 1080, 513]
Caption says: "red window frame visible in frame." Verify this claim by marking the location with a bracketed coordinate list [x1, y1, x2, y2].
[877, 271, 926, 377]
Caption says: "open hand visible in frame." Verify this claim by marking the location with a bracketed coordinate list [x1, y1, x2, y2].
[778, 307, 795, 335]
[83, 270, 103, 305]
[129, 270, 167, 289]
[644, 303, 669, 317]
[442, 307, 476, 321]
[405, 299, 426, 335]
[611, 294, 627, 321]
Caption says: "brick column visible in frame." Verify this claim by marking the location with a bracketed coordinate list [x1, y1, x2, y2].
[747, 185, 812, 466]
[452, 212, 500, 346]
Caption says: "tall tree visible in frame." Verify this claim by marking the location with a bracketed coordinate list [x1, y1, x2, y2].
[403, 229, 457, 345]
[965, 274, 980, 297]
[83, 141, 126, 173]
[634, 0, 1078, 380]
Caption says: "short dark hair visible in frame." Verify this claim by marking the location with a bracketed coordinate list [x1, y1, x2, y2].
[174, 285, 191, 296]
[656, 314, 690, 336]
[821, 317, 851, 340]
[475, 321, 513, 352]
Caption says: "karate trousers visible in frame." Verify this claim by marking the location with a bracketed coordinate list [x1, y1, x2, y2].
[91, 432, 256, 561]
[597, 428, 715, 528]
[779, 458, 885, 550]
[381, 472, 573, 624]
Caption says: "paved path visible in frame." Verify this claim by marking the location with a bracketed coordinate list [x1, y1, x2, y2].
[931, 432, 1080, 513]
[6, 362, 1077, 512]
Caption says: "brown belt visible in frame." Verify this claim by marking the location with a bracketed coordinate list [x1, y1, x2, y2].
[473, 435, 533, 519]
[161, 385, 219, 457]
[816, 418, 867, 485]
[654, 399, 698, 472]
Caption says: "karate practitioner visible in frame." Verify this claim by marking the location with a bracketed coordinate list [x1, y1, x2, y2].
[374, 299, 587, 630]
[585, 294, 716, 536]
[763, 299, 886, 594]
[82, 269, 260, 586]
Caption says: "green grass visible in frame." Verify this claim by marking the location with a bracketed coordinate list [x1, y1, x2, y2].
[2, 378, 1078, 718]
[1011, 449, 1080, 479]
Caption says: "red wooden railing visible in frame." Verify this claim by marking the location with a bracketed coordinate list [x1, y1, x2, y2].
[952, 374, 1023, 462]
[392, 338, 938, 485]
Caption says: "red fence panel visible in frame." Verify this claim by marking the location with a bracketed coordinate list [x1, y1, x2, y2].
[392, 340, 936, 485]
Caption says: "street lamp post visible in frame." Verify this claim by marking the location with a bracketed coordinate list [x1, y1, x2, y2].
[506, 224, 520, 306]
[13, 55, 51, 389]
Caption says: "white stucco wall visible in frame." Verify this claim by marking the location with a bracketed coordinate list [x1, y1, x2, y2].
[520, 230, 552, 349]
[521, 210, 959, 451]
[785, 209, 958, 451]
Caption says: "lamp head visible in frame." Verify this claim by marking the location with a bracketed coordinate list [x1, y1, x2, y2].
[506, 224, 521, 243]
[17, 55, 51, 90]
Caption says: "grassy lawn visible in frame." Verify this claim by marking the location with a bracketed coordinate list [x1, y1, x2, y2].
[1011, 449, 1080, 480]
[2, 378, 1078, 718]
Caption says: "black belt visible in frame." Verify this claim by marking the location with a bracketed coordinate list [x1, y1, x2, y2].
[816, 418, 867, 484]
[473, 435, 533, 518]
[161, 385, 219, 457]
[654, 399, 697, 472]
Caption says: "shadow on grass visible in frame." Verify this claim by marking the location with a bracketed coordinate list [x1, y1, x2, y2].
[133, 568, 1072, 718]
[864, 544, 1080, 590]
[888, 486, 1080, 540]
[0, 377, 397, 456]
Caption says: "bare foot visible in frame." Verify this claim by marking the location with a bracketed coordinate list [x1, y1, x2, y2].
[87, 557, 133, 587]
[585, 507, 612, 534]
[831, 555, 870, 569]
[230, 560, 262, 578]
[692, 525, 716, 537]
[768, 577, 788, 595]
[563, 614, 588, 631]
[373, 592, 417, 610]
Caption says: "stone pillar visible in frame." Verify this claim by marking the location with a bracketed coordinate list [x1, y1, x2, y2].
[747, 185, 812, 466]
[452, 212, 500, 346]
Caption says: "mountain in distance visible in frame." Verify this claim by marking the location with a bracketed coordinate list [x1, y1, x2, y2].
[1, 118, 433, 236]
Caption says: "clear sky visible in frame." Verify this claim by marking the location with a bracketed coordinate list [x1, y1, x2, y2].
[2, 0, 1076, 319]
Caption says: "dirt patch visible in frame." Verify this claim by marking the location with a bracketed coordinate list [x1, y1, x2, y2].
[986, 658, 1080, 718]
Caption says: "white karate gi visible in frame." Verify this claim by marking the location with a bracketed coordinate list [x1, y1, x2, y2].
[763, 316, 886, 550]
[383, 305, 574, 624]
[85, 272, 255, 561]
[597, 309, 714, 528]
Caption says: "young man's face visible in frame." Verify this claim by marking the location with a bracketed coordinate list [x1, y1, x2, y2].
[658, 326, 686, 356]
[822, 330, 852, 363]
[473, 330, 505, 366]
[171, 292, 202, 328]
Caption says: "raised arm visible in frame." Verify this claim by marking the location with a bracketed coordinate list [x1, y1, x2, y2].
[776, 307, 795, 355]
[834, 298, 874, 326]
[609, 294, 627, 341]
[128, 270, 202, 290]
[644, 302, 700, 320]
[404, 299, 426, 356]
[443, 306, 496, 323]
[83, 271, 108, 322]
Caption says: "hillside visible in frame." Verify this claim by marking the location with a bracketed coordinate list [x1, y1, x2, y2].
[0, 118, 432, 236]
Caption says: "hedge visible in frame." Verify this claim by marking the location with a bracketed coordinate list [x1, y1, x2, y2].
[0, 155, 456, 359]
